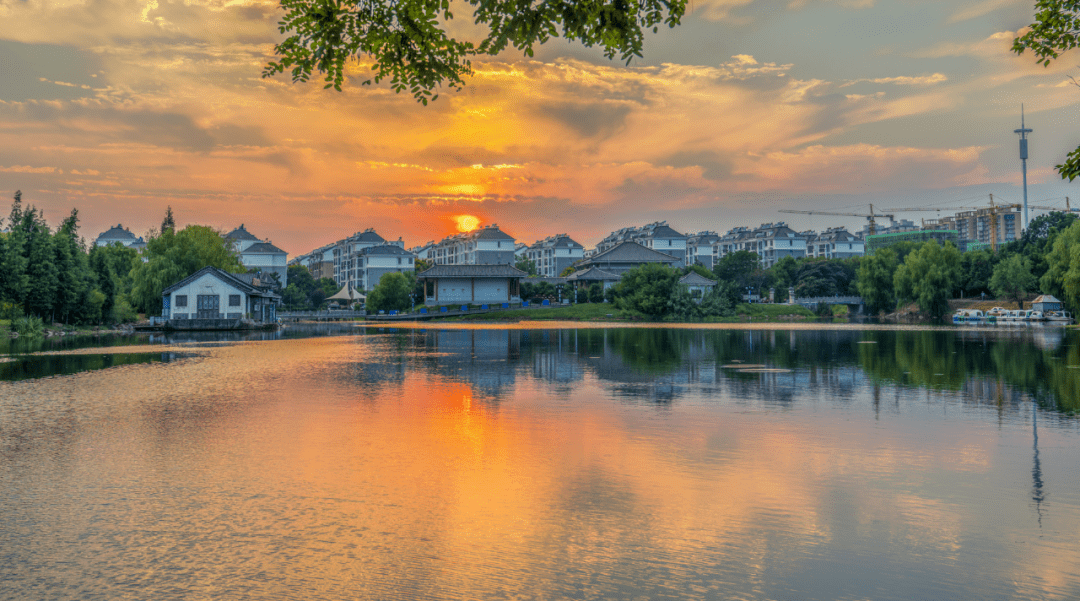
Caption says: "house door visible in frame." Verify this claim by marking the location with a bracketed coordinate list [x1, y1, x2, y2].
[196, 295, 220, 319]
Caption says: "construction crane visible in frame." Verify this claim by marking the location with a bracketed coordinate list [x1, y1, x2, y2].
[778, 204, 894, 235]
[882, 195, 1025, 251]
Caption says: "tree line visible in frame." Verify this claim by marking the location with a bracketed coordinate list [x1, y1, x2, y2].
[0, 192, 249, 328]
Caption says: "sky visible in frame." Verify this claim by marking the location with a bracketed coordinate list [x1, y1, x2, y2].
[1, 0, 1078, 255]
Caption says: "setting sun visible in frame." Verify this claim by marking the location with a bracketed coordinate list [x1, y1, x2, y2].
[454, 215, 481, 232]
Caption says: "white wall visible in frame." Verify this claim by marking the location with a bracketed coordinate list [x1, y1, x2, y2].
[166, 272, 247, 319]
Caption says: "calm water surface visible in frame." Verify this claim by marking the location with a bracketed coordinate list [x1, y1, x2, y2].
[2, 324, 1079, 600]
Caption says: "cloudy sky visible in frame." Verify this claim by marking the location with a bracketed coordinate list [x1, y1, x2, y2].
[1, 0, 1078, 254]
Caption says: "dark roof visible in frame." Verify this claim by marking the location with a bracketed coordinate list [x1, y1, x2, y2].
[679, 272, 717, 286]
[96, 224, 137, 241]
[645, 224, 686, 239]
[418, 264, 527, 278]
[225, 224, 261, 241]
[359, 244, 412, 256]
[352, 230, 386, 243]
[566, 266, 621, 281]
[583, 241, 679, 265]
[472, 226, 515, 241]
[242, 242, 287, 254]
[162, 266, 280, 298]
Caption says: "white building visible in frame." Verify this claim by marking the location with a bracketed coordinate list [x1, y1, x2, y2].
[806, 227, 864, 259]
[423, 225, 517, 266]
[162, 266, 281, 323]
[356, 244, 417, 290]
[418, 264, 527, 305]
[225, 225, 289, 287]
[524, 234, 585, 277]
[95, 224, 145, 251]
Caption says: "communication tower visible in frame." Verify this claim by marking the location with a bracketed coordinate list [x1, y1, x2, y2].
[1015, 105, 1033, 230]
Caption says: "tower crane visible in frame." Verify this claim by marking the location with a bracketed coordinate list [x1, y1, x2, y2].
[778, 204, 894, 235]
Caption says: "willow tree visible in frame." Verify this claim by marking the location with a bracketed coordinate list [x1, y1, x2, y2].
[130, 226, 245, 315]
[263, 0, 688, 103]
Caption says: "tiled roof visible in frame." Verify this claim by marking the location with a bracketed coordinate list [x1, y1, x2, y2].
[243, 242, 287, 254]
[647, 224, 686, 239]
[566, 266, 621, 281]
[162, 266, 279, 298]
[360, 244, 413, 256]
[96, 224, 136, 241]
[225, 224, 261, 241]
[352, 230, 386, 243]
[584, 241, 679, 264]
[1033, 295, 1061, 304]
[472, 226, 516, 241]
[679, 272, 717, 286]
[418, 264, 527, 278]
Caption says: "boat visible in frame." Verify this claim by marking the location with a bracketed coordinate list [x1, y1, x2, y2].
[952, 309, 985, 324]
[1045, 310, 1074, 324]
[986, 307, 1008, 322]
[1025, 310, 1046, 322]
[1003, 309, 1026, 322]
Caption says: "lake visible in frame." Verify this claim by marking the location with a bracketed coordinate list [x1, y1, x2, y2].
[2, 323, 1078, 600]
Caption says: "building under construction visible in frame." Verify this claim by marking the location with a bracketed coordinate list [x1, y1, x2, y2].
[923, 205, 1020, 247]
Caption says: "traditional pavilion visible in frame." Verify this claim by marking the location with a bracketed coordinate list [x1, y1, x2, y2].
[418, 264, 527, 305]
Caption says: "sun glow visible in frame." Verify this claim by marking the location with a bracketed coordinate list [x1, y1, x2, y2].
[454, 215, 481, 232]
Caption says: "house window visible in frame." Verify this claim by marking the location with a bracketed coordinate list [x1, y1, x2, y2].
[229, 295, 241, 306]
[175, 295, 188, 307]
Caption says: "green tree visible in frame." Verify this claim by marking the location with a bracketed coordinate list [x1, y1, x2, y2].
[17, 206, 58, 319]
[1013, 1, 1080, 180]
[52, 209, 97, 324]
[0, 192, 29, 307]
[990, 254, 1038, 309]
[515, 256, 537, 276]
[611, 263, 679, 318]
[264, 0, 688, 103]
[713, 250, 771, 301]
[90, 243, 139, 321]
[365, 272, 412, 312]
[1041, 220, 1080, 309]
[959, 249, 995, 298]
[856, 247, 899, 315]
[161, 206, 176, 234]
[893, 242, 962, 320]
[130, 225, 245, 315]
[698, 282, 736, 319]
[587, 282, 604, 303]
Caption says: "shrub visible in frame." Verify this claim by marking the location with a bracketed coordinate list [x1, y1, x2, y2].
[13, 315, 44, 337]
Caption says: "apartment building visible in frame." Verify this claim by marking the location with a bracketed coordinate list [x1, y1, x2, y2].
[595, 221, 687, 267]
[524, 234, 585, 277]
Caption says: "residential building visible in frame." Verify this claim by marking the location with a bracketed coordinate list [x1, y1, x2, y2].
[95, 224, 145, 251]
[574, 241, 679, 276]
[418, 264, 527, 305]
[595, 221, 687, 267]
[355, 244, 416, 290]
[686, 231, 720, 269]
[713, 223, 807, 268]
[806, 227, 864, 260]
[162, 266, 280, 323]
[857, 219, 920, 238]
[425, 224, 517, 266]
[711, 227, 751, 262]
[525, 234, 585, 277]
[225, 224, 289, 287]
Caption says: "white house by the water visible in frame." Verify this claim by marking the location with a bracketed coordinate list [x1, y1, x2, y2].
[162, 266, 281, 323]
